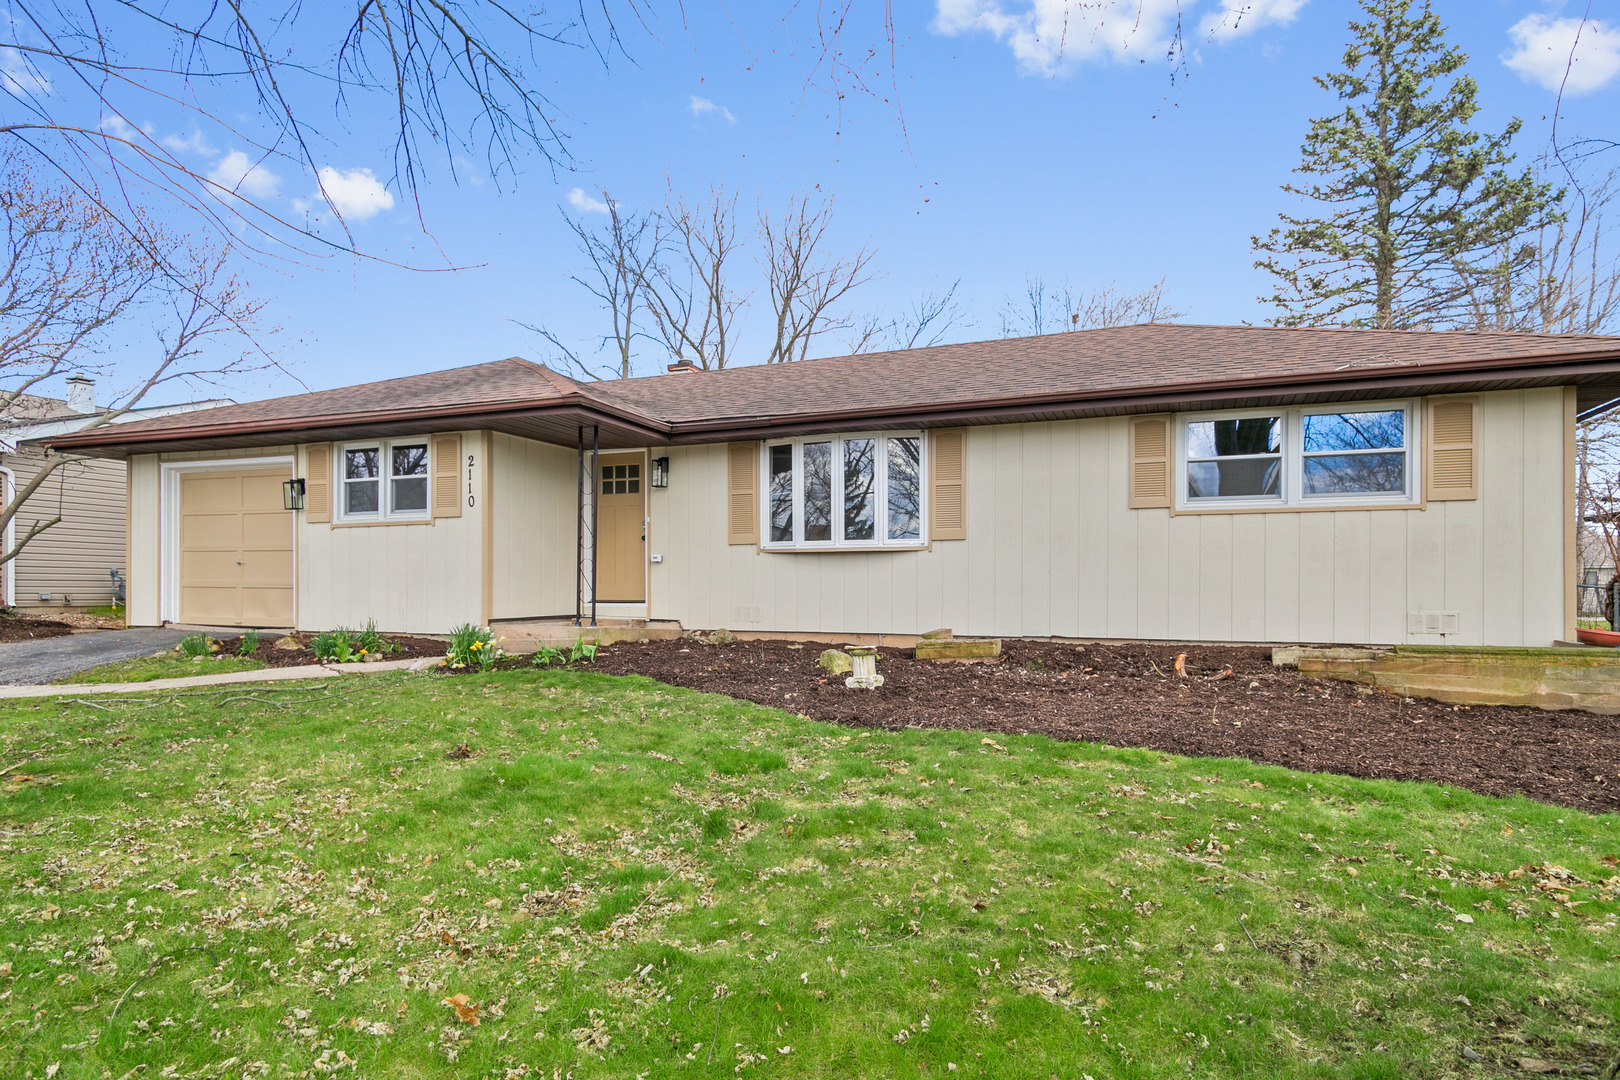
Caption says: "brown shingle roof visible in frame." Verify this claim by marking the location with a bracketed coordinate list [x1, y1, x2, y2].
[48, 325, 1620, 454]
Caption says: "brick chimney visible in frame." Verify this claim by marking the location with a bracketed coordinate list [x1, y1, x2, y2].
[64, 375, 95, 415]
[666, 359, 699, 374]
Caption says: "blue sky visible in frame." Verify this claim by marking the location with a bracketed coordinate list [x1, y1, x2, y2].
[20, 1, 1620, 401]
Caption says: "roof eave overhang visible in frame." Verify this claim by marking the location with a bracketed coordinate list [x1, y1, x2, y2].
[663, 355, 1620, 441]
[45, 395, 673, 458]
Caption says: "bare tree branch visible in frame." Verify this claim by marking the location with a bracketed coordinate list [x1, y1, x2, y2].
[641, 184, 747, 370]
[999, 276, 1185, 338]
[759, 191, 877, 363]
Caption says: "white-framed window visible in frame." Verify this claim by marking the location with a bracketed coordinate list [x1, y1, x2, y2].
[1176, 402, 1418, 509]
[338, 438, 431, 521]
[762, 432, 926, 549]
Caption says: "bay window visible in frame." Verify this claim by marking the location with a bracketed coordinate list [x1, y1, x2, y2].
[1177, 403, 1417, 508]
[763, 433, 926, 548]
[339, 438, 431, 521]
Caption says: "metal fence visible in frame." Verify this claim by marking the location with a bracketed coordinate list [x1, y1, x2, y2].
[1577, 580, 1620, 623]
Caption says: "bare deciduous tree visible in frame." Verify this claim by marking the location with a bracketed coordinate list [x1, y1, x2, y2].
[999, 276, 1185, 338]
[0, 161, 276, 566]
[759, 193, 877, 363]
[847, 279, 970, 353]
[520, 191, 661, 380]
[642, 185, 748, 371]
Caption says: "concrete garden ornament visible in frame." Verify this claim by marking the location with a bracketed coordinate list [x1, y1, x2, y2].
[845, 645, 884, 689]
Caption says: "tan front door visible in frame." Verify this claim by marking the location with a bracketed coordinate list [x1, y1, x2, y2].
[597, 452, 646, 603]
[179, 468, 294, 626]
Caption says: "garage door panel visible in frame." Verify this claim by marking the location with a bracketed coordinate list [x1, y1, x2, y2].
[241, 587, 293, 626]
[241, 475, 286, 510]
[181, 550, 243, 581]
[242, 549, 292, 581]
[181, 513, 243, 548]
[178, 467, 293, 627]
[181, 586, 243, 625]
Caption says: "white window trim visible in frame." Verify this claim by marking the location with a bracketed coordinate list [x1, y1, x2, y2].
[1174, 402, 1421, 511]
[760, 431, 928, 550]
[336, 438, 433, 522]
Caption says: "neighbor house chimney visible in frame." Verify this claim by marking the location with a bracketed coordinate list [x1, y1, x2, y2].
[64, 375, 95, 415]
[666, 359, 699, 374]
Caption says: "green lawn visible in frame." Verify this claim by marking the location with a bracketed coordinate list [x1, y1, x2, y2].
[58, 654, 266, 684]
[1, 669, 1615, 1079]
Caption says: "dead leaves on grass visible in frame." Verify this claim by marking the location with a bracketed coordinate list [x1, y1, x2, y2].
[443, 992, 481, 1026]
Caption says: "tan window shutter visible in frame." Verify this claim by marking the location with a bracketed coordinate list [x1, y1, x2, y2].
[1426, 398, 1479, 501]
[432, 434, 464, 518]
[1129, 416, 1173, 509]
[304, 443, 332, 523]
[727, 442, 759, 545]
[929, 429, 967, 541]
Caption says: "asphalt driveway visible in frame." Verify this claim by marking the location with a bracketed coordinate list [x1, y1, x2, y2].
[0, 628, 191, 685]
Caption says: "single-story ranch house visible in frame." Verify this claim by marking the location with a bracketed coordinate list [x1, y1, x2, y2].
[49, 325, 1620, 646]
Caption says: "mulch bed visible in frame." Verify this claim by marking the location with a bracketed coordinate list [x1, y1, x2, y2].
[592, 638, 1620, 815]
[221, 633, 447, 669]
[0, 616, 76, 643]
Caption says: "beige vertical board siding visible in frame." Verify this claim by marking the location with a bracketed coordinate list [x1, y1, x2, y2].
[1197, 515, 1233, 640]
[1262, 513, 1300, 641]
[1332, 512, 1372, 643]
[126, 455, 162, 625]
[1521, 388, 1569, 642]
[295, 432, 484, 634]
[641, 388, 1568, 645]
[1367, 511, 1408, 643]
[489, 433, 576, 619]
[1481, 390, 1526, 644]
[1229, 514, 1268, 640]
[4, 451, 127, 608]
[1296, 514, 1336, 642]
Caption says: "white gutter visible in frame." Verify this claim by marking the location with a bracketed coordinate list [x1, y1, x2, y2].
[0, 466, 14, 608]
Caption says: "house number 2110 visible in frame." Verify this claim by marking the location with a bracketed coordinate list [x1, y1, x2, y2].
[466, 453, 476, 508]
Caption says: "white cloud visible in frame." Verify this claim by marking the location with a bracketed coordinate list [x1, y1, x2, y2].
[161, 130, 214, 156]
[97, 115, 153, 143]
[688, 95, 737, 124]
[313, 166, 395, 221]
[1, 46, 50, 97]
[1200, 0, 1308, 42]
[932, 0, 1190, 73]
[209, 149, 281, 200]
[566, 187, 610, 214]
[1503, 14, 1620, 95]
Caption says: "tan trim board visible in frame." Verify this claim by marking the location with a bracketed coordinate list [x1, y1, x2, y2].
[328, 518, 434, 529]
[760, 543, 933, 555]
[1566, 386, 1579, 643]
[481, 430, 494, 626]
[1171, 499, 1427, 517]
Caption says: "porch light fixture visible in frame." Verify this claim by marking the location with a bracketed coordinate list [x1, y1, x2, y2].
[282, 478, 306, 511]
[651, 457, 670, 488]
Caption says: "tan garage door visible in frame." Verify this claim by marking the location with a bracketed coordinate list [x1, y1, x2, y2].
[179, 469, 293, 626]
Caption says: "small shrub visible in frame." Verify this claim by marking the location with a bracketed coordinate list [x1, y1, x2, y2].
[237, 632, 260, 657]
[311, 628, 357, 663]
[355, 619, 396, 656]
[178, 633, 211, 658]
[446, 623, 503, 671]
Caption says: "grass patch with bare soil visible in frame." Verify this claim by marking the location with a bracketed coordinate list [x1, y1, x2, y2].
[0, 669, 1615, 1079]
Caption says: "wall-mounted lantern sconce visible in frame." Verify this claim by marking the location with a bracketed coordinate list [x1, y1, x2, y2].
[651, 457, 670, 488]
[282, 478, 306, 511]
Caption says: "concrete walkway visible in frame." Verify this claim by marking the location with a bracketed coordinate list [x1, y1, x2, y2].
[0, 628, 191, 685]
[0, 656, 436, 698]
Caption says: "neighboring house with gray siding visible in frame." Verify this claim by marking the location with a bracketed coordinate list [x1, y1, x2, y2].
[48, 326, 1620, 646]
[2, 378, 229, 610]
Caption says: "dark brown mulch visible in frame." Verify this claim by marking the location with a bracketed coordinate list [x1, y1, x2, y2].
[592, 638, 1620, 815]
[221, 633, 446, 668]
[0, 615, 75, 643]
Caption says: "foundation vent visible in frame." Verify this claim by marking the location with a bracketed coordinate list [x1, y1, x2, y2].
[1407, 611, 1460, 636]
[733, 604, 762, 625]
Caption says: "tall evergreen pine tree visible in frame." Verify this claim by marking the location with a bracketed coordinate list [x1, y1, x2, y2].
[1253, 0, 1562, 329]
